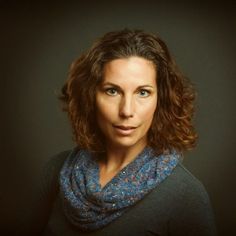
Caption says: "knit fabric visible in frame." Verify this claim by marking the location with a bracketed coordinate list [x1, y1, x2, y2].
[59, 146, 180, 231]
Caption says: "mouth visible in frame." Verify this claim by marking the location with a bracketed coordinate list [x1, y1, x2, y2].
[113, 125, 137, 135]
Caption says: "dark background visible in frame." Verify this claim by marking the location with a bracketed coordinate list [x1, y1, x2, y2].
[1, 1, 236, 235]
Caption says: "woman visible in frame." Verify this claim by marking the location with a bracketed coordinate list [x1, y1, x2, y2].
[36, 29, 217, 235]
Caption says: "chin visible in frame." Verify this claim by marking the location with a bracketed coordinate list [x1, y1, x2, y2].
[109, 137, 146, 149]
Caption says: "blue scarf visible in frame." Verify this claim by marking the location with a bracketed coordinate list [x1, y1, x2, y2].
[59, 147, 180, 231]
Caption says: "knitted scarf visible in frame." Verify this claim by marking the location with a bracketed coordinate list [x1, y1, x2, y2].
[59, 146, 180, 231]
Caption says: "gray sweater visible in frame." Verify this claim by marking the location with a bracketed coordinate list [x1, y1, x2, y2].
[30, 150, 217, 236]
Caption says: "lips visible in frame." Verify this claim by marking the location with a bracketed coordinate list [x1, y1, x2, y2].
[114, 125, 136, 130]
[113, 125, 137, 135]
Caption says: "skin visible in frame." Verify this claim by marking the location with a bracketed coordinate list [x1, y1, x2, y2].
[95, 56, 157, 188]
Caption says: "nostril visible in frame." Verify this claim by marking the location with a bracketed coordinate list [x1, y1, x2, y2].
[119, 111, 134, 118]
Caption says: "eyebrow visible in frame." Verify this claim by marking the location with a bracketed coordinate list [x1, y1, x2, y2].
[100, 82, 155, 89]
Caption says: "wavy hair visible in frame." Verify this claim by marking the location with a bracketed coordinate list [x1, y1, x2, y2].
[59, 29, 197, 155]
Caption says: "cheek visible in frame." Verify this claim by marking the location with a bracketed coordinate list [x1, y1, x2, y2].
[96, 99, 115, 124]
[140, 100, 157, 120]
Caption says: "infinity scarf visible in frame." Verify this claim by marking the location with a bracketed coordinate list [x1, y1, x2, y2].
[59, 147, 180, 231]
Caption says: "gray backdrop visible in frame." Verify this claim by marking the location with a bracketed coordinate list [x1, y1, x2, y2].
[1, 1, 236, 235]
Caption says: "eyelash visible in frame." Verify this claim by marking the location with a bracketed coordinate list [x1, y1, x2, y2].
[138, 90, 150, 97]
[104, 88, 151, 97]
[105, 88, 118, 96]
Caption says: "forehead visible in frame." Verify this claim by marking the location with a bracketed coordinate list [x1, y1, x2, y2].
[102, 57, 157, 86]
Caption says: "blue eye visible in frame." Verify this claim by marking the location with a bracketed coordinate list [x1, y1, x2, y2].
[139, 90, 150, 97]
[105, 88, 118, 96]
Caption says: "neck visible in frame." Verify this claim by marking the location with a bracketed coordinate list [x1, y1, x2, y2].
[100, 141, 147, 173]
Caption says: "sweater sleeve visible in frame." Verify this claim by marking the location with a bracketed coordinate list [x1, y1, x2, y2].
[168, 165, 218, 236]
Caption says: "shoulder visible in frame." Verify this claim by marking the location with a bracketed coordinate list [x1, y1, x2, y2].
[169, 163, 210, 198]
[42, 149, 72, 179]
[44, 149, 72, 172]
[39, 148, 75, 198]
[144, 163, 211, 206]
[172, 163, 213, 208]
[161, 163, 217, 235]
[145, 163, 217, 235]
[152, 163, 212, 209]
[22, 149, 76, 235]
[144, 162, 215, 222]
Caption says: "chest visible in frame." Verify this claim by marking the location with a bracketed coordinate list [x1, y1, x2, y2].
[44, 190, 174, 236]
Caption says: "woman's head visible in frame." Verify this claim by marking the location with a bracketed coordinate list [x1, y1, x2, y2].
[96, 56, 157, 152]
[60, 29, 197, 154]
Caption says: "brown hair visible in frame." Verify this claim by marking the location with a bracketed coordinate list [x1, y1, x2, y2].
[60, 29, 197, 154]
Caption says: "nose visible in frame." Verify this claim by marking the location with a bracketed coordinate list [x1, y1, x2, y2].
[119, 95, 134, 118]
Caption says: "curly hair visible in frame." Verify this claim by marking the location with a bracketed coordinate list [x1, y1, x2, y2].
[59, 29, 197, 155]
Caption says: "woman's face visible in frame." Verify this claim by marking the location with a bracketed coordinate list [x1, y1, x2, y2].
[95, 56, 157, 150]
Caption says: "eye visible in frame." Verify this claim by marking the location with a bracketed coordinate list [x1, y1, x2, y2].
[138, 89, 150, 97]
[105, 88, 118, 96]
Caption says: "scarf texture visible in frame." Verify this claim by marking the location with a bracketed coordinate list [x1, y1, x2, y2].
[59, 147, 180, 231]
